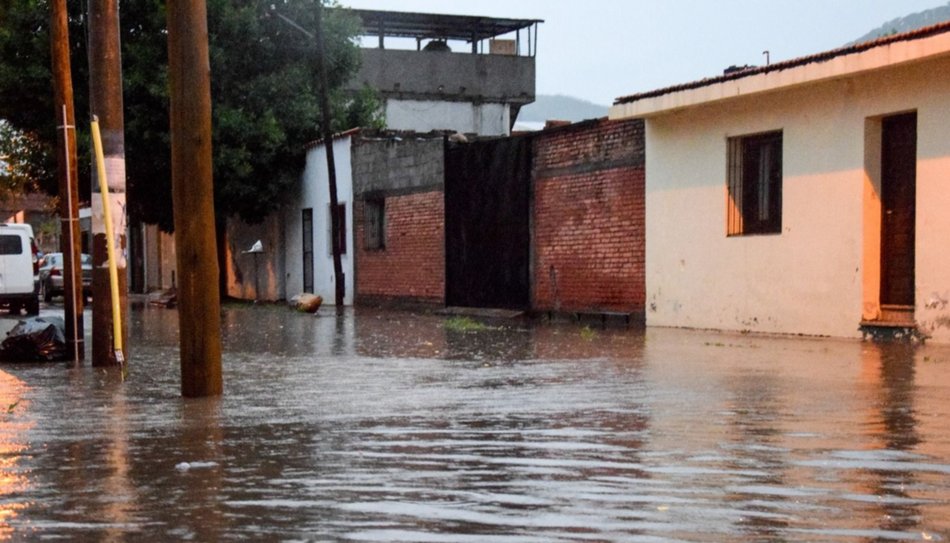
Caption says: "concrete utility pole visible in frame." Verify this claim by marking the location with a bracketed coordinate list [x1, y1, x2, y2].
[50, 0, 84, 362]
[314, 3, 345, 311]
[87, 0, 128, 366]
[167, 0, 223, 397]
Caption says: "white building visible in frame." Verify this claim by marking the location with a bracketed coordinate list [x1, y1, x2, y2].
[610, 22, 950, 342]
[283, 132, 356, 306]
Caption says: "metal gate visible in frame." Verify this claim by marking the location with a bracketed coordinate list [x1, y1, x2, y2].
[444, 136, 532, 309]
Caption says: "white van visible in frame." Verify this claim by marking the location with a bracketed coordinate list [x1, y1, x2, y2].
[0, 223, 40, 315]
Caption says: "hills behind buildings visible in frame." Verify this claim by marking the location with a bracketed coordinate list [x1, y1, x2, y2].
[520, 2, 950, 125]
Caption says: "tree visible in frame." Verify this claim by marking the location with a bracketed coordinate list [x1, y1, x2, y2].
[0, 0, 88, 198]
[126, 0, 384, 229]
[205, 0, 381, 226]
[0, 0, 382, 231]
[0, 120, 46, 201]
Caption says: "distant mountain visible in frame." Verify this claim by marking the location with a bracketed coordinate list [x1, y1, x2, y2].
[518, 94, 609, 124]
[851, 1, 950, 44]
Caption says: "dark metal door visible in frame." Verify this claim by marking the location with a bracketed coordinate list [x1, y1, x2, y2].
[302, 208, 314, 293]
[880, 112, 917, 307]
[444, 136, 532, 309]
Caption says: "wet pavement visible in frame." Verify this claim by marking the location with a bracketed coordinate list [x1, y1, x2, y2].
[0, 303, 949, 541]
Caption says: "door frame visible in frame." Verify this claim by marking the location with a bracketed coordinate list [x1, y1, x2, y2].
[861, 111, 917, 325]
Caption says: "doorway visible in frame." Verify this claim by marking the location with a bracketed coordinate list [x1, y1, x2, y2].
[444, 136, 532, 310]
[879, 112, 917, 323]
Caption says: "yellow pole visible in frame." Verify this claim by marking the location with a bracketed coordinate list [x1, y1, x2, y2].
[90, 116, 124, 356]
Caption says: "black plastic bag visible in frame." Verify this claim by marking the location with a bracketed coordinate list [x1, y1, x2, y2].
[0, 316, 68, 362]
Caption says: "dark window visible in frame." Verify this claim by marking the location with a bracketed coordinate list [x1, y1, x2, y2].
[364, 199, 386, 250]
[328, 203, 347, 256]
[302, 209, 314, 293]
[727, 131, 783, 235]
[0, 235, 23, 255]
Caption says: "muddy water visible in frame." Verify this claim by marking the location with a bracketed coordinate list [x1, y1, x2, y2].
[1, 304, 949, 541]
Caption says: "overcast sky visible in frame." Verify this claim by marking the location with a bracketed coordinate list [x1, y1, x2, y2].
[340, 0, 949, 105]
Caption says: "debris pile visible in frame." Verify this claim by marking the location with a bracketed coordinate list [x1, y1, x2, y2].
[0, 316, 68, 362]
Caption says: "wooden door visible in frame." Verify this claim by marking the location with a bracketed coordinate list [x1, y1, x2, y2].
[880, 112, 917, 309]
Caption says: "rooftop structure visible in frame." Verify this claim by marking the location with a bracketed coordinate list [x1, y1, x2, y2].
[344, 9, 543, 136]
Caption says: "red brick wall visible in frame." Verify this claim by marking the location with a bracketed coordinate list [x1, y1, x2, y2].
[355, 190, 445, 304]
[532, 118, 645, 315]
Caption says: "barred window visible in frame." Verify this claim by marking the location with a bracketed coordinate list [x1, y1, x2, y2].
[364, 198, 386, 250]
[727, 131, 783, 235]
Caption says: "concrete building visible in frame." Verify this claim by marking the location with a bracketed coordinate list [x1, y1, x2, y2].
[230, 9, 544, 305]
[138, 8, 542, 302]
[610, 22, 950, 342]
[351, 132, 446, 306]
[0, 192, 58, 252]
[280, 131, 357, 305]
[347, 117, 648, 321]
[348, 9, 541, 136]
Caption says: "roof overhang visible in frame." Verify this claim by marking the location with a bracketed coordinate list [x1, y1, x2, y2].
[610, 22, 950, 120]
[349, 9, 542, 43]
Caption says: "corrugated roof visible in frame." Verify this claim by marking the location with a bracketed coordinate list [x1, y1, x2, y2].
[614, 20, 950, 106]
[349, 9, 542, 43]
[303, 127, 362, 151]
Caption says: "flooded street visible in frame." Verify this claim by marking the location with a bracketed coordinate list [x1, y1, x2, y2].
[1, 304, 949, 541]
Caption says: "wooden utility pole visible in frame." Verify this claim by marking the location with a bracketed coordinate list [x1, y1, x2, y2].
[167, 0, 223, 397]
[87, 0, 128, 366]
[314, 3, 345, 311]
[50, 0, 84, 362]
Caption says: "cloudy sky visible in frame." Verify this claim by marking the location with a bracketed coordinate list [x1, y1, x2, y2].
[340, 0, 949, 105]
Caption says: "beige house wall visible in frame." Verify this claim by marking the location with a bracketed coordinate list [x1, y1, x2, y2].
[638, 55, 950, 341]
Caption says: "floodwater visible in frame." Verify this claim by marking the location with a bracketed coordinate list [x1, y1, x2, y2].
[0, 304, 949, 542]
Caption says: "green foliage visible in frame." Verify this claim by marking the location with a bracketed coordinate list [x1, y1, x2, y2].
[579, 325, 597, 341]
[338, 86, 386, 131]
[0, 0, 86, 197]
[444, 316, 492, 332]
[0, 120, 45, 201]
[0, 0, 382, 231]
[122, 0, 173, 229]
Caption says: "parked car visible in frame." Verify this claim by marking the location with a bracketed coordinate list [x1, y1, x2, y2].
[0, 223, 40, 315]
[38, 252, 93, 302]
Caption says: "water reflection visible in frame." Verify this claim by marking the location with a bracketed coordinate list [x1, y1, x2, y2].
[860, 342, 922, 539]
[0, 307, 948, 540]
[0, 370, 31, 540]
[723, 371, 792, 540]
[168, 397, 227, 540]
